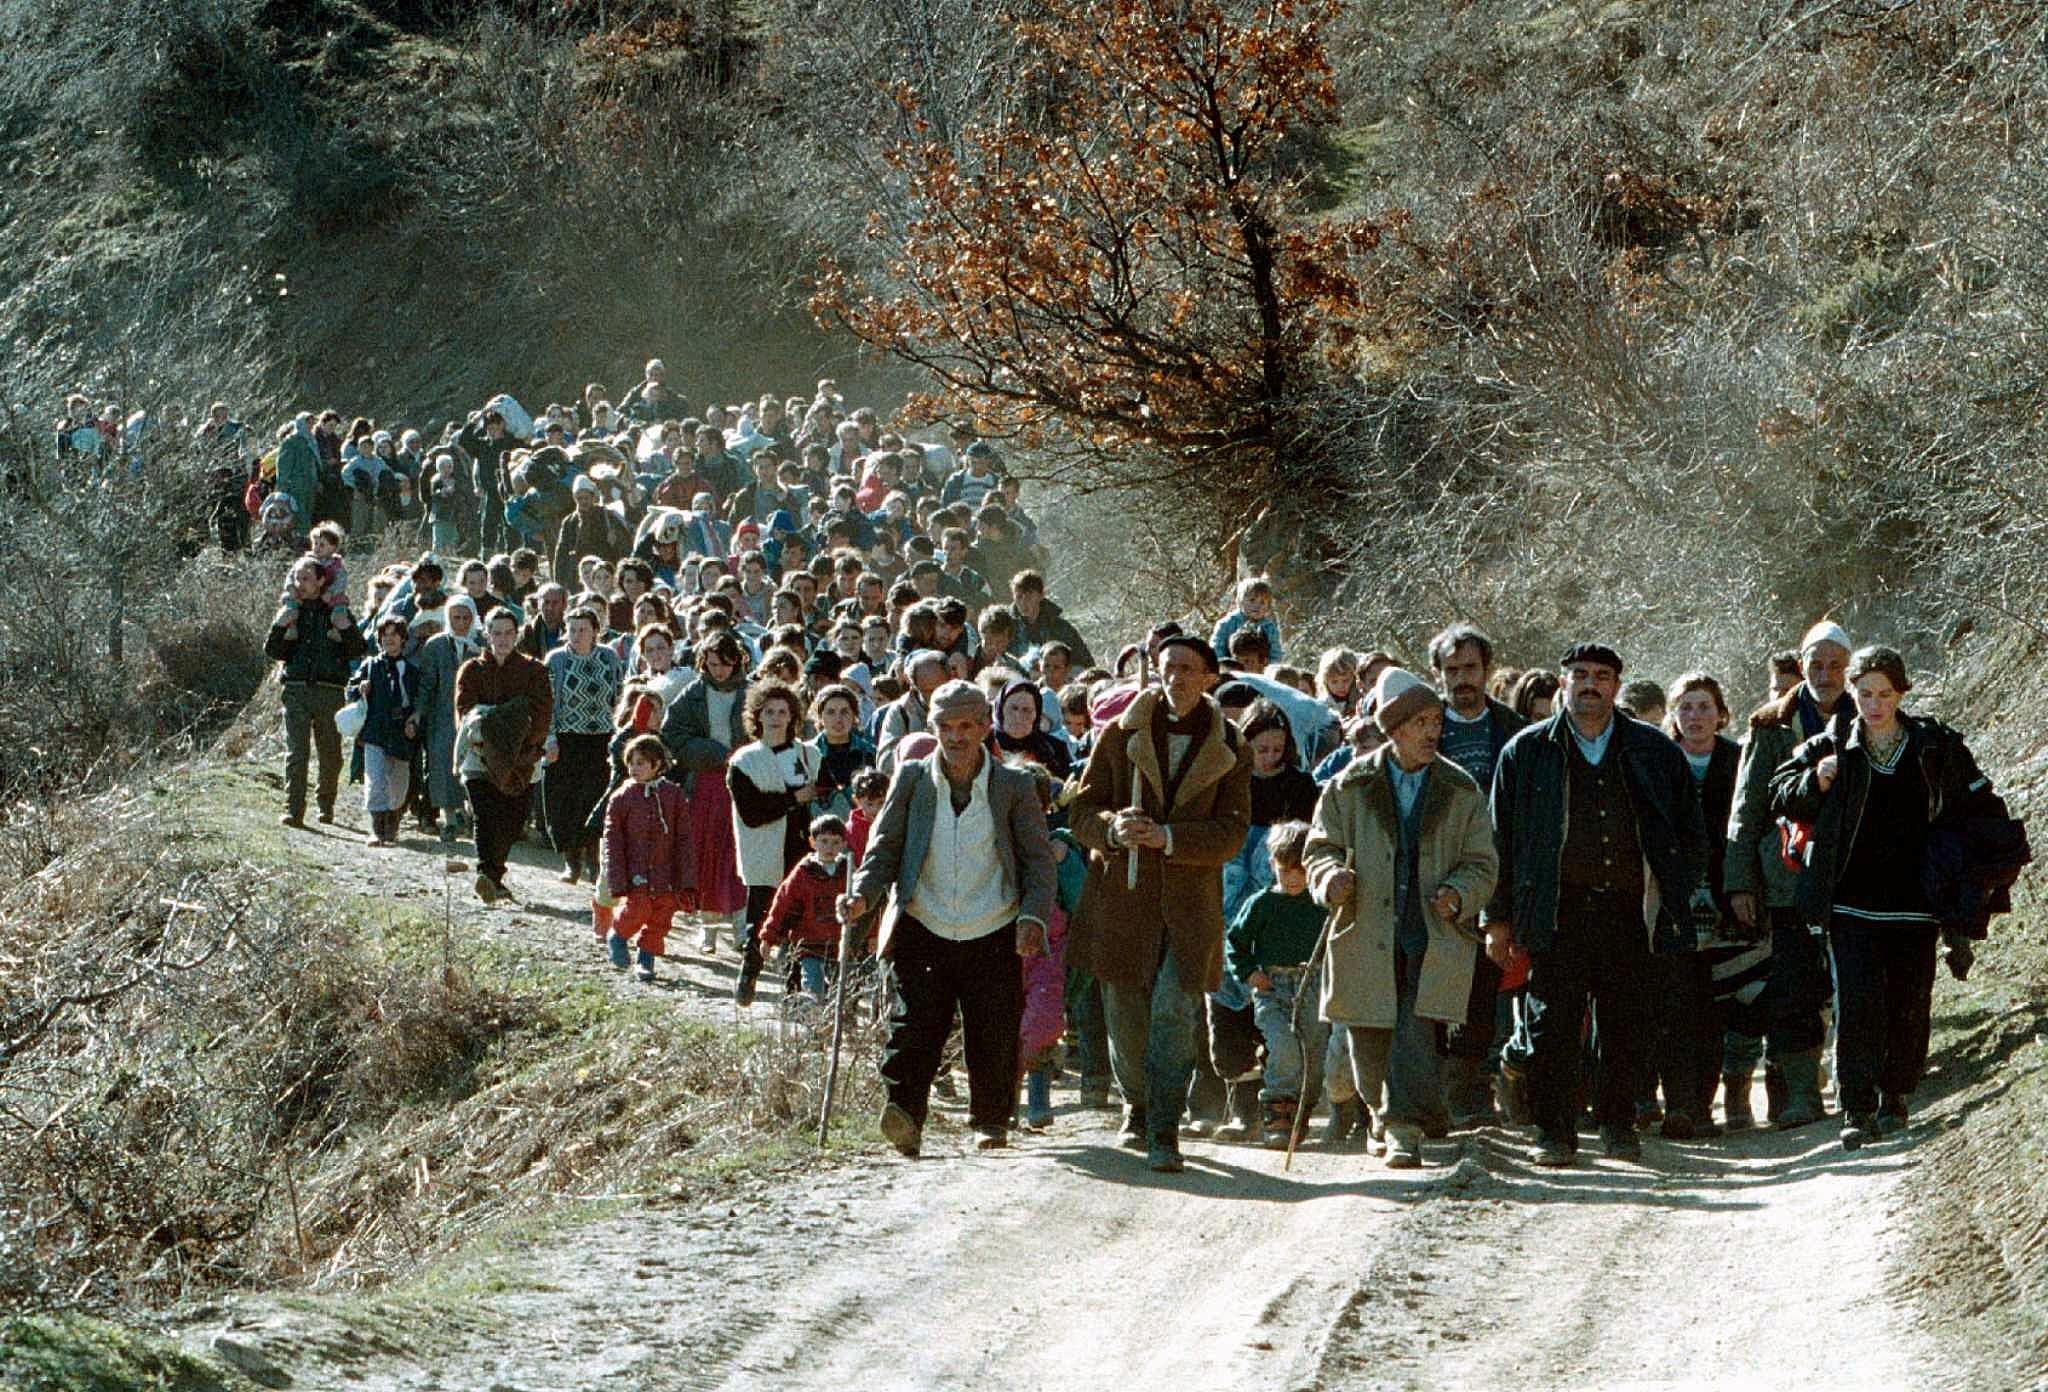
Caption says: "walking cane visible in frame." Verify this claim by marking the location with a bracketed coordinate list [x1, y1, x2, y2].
[817, 914, 858, 1147]
[1285, 850, 1353, 1172]
[1125, 766, 1141, 892]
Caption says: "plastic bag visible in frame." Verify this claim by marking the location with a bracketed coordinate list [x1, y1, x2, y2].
[335, 697, 368, 740]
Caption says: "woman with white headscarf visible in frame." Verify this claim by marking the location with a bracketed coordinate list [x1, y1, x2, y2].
[415, 593, 484, 843]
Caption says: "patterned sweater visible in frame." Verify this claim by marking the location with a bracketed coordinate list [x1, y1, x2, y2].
[546, 643, 625, 735]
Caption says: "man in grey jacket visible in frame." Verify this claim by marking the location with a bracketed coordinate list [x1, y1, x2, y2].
[839, 680, 1057, 1156]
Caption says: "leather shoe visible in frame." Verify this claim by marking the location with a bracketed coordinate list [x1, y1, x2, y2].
[1147, 1140, 1185, 1173]
[1601, 1125, 1643, 1161]
[879, 1102, 922, 1158]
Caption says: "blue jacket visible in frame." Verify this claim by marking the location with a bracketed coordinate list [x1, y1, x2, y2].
[1483, 710, 1708, 955]
[1211, 610, 1283, 665]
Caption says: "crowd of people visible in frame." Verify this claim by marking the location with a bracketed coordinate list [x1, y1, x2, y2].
[225, 360, 2028, 1173]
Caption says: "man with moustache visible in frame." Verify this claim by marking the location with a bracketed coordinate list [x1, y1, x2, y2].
[1481, 643, 1708, 1166]
[1305, 667, 1498, 1169]
[1427, 623, 1526, 1123]
[838, 681, 1056, 1156]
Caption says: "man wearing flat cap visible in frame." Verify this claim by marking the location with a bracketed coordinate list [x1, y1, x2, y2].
[840, 680, 1057, 1156]
[1482, 642, 1708, 1166]
[1069, 634, 1254, 1173]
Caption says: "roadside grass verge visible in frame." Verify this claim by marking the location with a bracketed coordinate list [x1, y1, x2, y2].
[0, 756, 881, 1345]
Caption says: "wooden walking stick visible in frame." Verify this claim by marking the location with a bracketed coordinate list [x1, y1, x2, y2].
[1125, 765, 1142, 891]
[817, 914, 858, 1147]
[1285, 850, 1353, 1172]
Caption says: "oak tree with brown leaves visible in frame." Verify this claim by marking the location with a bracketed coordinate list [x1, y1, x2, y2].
[811, 0, 1392, 550]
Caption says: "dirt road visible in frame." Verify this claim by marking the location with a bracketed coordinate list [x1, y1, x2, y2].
[196, 788, 1958, 1392]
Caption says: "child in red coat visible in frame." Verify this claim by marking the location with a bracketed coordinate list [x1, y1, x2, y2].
[603, 734, 694, 982]
[760, 816, 850, 999]
[845, 771, 888, 866]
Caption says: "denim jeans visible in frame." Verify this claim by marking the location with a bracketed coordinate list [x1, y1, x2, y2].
[1251, 966, 1328, 1102]
[1103, 943, 1199, 1141]
[798, 954, 830, 996]
[1064, 963, 1113, 1095]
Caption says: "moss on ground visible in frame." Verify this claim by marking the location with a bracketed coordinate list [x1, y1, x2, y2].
[0, 1314, 230, 1392]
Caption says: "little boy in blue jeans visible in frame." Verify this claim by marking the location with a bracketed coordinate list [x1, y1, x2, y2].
[1224, 820, 1328, 1148]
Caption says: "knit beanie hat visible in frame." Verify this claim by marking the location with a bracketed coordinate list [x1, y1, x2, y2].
[1800, 620, 1853, 656]
[1373, 667, 1440, 736]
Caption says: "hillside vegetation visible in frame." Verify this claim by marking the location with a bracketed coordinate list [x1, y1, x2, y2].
[0, 3, 2044, 755]
[5, 0, 2048, 1378]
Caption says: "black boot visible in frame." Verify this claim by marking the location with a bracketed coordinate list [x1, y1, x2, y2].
[1876, 1093, 1909, 1137]
[735, 944, 762, 1007]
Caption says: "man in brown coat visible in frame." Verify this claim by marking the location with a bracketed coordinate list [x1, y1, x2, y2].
[454, 607, 554, 904]
[1070, 636, 1252, 1173]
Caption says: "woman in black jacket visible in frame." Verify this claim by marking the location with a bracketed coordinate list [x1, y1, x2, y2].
[1770, 645, 1999, 1150]
[1647, 674, 1745, 1139]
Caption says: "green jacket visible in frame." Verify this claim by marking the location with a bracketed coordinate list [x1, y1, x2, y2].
[1723, 685, 1851, 907]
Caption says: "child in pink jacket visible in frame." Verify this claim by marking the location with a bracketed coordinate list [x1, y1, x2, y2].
[603, 734, 694, 982]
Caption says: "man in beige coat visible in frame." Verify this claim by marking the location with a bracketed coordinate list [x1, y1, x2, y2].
[1305, 668, 1498, 1168]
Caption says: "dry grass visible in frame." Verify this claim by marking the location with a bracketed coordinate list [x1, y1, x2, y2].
[0, 761, 883, 1314]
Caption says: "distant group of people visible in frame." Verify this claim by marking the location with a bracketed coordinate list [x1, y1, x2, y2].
[234, 361, 2028, 1170]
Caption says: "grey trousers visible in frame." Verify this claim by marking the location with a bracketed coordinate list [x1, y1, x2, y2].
[1345, 945, 1442, 1127]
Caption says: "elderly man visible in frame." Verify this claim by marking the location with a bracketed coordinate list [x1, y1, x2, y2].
[1482, 643, 1707, 1166]
[517, 583, 569, 658]
[1306, 667, 1498, 1169]
[876, 649, 948, 771]
[264, 554, 367, 828]
[840, 681, 1056, 1156]
[1723, 620, 1855, 1129]
[1070, 636, 1253, 1174]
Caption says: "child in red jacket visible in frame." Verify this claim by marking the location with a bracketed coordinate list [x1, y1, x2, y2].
[603, 734, 694, 982]
[760, 815, 850, 999]
[845, 771, 888, 866]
